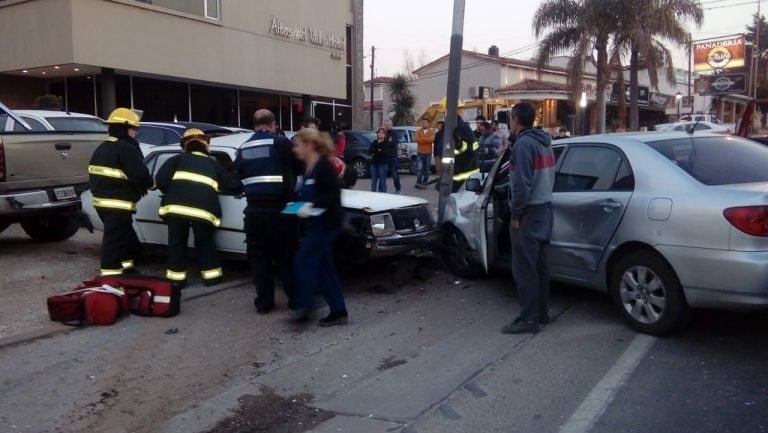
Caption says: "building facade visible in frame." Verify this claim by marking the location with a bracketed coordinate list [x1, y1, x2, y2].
[0, 0, 365, 131]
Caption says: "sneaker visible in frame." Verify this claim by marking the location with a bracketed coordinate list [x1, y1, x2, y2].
[396, 190, 401, 195]
[501, 318, 540, 334]
[415, 183, 425, 189]
[318, 311, 349, 327]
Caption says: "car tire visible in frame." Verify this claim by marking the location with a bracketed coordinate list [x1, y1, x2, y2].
[21, 214, 80, 242]
[443, 226, 485, 279]
[409, 156, 418, 175]
[351, 158, 370, 179]
[610, 250, 690, 336]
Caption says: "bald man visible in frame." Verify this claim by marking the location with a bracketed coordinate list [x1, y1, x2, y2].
[235, 109, 302, 314]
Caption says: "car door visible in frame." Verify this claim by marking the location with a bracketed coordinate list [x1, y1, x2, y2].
[548, 144, 634, 281]
[134, 151, 178, 244]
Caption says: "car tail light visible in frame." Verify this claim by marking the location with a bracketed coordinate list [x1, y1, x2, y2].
[0, 140, 5, 182]
[723, 206, 768, 237]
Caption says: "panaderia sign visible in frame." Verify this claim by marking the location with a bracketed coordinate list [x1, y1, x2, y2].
[693, 34, 745, 72]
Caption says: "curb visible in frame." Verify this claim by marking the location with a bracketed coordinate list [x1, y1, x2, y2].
[0, 278, 251, 351]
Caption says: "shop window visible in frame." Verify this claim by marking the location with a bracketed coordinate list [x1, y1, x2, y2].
[134, 0, 220, 20]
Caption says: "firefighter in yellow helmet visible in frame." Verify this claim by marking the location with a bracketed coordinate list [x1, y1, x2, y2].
[88, 108, 153, 276]
[154, 128, 243, 288]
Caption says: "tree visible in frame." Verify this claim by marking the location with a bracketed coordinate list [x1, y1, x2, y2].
[388, 73, 416, 126]
[533, 0, 622, 134]
[614, 0, 702, 130]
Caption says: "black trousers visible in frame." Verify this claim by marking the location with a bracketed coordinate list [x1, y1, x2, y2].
[166, 216, 221, 283]
[97, 209, 140, 275]
[244, 207, 298, 309]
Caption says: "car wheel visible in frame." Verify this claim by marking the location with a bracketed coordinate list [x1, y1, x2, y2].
[352, 158, 370, 179]
[610, 250, 690, 336]
[21, 214, 80, 242]
[409, 156, 418, 175]
[443, 226, 484, 279]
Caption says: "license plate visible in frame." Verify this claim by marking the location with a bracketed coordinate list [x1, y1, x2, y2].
[54, 186, 77, 200]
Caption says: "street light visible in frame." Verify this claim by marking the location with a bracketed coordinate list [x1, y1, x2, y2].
[676, 92, 682, 121]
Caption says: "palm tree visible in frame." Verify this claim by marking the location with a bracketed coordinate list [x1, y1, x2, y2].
[534, 0, 622, 134]
[388, 73, 416, 126]
[614, 0, 703, 130]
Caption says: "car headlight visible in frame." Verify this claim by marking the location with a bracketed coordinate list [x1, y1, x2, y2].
[370, 213, 395, 236]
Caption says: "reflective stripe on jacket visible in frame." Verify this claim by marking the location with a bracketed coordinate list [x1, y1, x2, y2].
[88, 135, 153, 213]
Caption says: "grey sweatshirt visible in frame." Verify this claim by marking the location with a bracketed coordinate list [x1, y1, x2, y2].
[508, 128, 555, 219]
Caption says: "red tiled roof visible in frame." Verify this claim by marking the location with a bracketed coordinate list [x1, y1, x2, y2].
[496, 79, 569, 93]
[363, 76, 394, 85]
[363, 100, 383, 110]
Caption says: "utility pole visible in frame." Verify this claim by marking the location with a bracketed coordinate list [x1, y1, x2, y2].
[755, 0, 761, 100]
[370, 45, 375, 129]
[437, 0, 465, 223]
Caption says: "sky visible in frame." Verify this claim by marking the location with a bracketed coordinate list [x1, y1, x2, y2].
[364, 0, 764, 78]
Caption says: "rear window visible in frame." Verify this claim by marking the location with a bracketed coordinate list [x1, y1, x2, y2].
[47, 117, 107, 132]
[648, 136, 768, 185]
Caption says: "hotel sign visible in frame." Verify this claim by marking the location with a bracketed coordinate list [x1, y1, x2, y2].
[693, 34, 746, 72]
[269, 17, 345, 60]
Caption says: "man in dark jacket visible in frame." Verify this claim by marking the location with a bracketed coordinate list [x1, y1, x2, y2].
[235, 109, 302, 313]
[155, 129, 242, 288]
[383, 119, 401, 194]
[88, 108, 153, 276]
[501, 101, 556, 335]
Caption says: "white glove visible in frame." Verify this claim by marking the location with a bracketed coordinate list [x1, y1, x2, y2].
[297, 202, 314, 218]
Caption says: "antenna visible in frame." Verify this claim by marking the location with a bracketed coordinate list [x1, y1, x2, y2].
[687, 103, 712, 135]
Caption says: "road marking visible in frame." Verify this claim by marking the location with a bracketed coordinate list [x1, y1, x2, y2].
[559, 334, 657, 433]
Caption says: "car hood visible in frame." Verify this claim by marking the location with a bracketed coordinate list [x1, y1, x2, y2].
[341, 189, 428, 213]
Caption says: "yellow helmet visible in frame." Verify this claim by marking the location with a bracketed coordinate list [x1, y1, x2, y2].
[105, 108, 141, 127]
[180, 128, 210, 150]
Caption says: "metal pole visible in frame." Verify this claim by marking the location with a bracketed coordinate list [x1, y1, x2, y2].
[755, 0, 761, 100]
[370, 45, 375, 129]
[437, 0, 465, 223]
[688, 34, 693, 115]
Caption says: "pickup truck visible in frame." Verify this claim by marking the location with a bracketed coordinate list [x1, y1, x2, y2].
[0, 103, 105, 241]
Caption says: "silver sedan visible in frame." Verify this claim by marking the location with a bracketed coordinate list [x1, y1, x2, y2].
[443, 131, 768, 335]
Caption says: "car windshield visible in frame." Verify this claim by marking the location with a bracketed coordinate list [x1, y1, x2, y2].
[362, 132, 376, 143]
[47, 117, 107, 132]
[647, 136, 768, 185]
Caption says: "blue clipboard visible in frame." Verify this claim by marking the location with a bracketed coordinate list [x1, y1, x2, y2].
[281, 201, 325, 216]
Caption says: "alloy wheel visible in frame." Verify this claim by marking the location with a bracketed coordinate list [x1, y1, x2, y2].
[618, 265, 667, 324]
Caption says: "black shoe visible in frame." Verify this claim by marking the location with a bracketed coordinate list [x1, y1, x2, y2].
[539, 313, 554, 325]
[501, 318, 540, 334]
[290, 310, 312, 324]
[253, 298, 274, 315]
[204, 277, 222, 287]
[318, 311, 349, 327]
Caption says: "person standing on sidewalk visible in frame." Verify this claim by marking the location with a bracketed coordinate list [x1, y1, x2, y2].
[414, 118, 435, 189]
[501, 101, 556, 335]
[382, 119, 401, 194]
[235, 109, 302, 314]
[88, 108, 153, 276]
[369, 127, 389, 193]
[291, 128, 348, 327]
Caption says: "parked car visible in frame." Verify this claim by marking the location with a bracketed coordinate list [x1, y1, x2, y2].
[655, 121, 732, 134]
[0, 109, 107, 133]
[341, 130, 378, 178]
[0, 103, 105, 241]
[80, 133, 441, 261]
[393, 126, 436, 174]
[679, 113, 721, 123]
[443, 131, 768, 335]
[137, 121, 236, 146]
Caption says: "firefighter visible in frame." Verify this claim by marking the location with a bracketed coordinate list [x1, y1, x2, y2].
[154, 129, 242, 288]
[89, 107, 153, 276]
[452, 115, 480, 192]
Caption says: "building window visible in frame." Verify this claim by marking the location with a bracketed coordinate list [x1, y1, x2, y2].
[134, 0, 220, 20]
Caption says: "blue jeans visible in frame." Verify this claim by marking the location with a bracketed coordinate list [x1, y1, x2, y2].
[387, 157, 401, 193]
[294, 227, 347, 314]
[416, 153, 431, 185]
[370, 163, 388, 192]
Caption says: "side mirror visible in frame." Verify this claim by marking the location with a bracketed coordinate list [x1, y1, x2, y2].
[465, 178, 482, 192]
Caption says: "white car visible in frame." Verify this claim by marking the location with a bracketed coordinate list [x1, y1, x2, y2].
[655, 121, 732, 134]
[80, 133, 441, 261]
[0, 109, 107, 132]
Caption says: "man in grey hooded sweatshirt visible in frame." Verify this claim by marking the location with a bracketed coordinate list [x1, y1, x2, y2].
[502, 101, 556, 334]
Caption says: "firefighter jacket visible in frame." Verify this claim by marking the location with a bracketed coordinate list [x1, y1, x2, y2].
[234, 130, 299, 208]
[452, 117, 481, 183]
[155, 151, 243, 227]
[88, 135, 153, 212]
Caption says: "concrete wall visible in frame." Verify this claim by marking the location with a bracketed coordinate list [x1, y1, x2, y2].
[0, 0, 75, 71]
